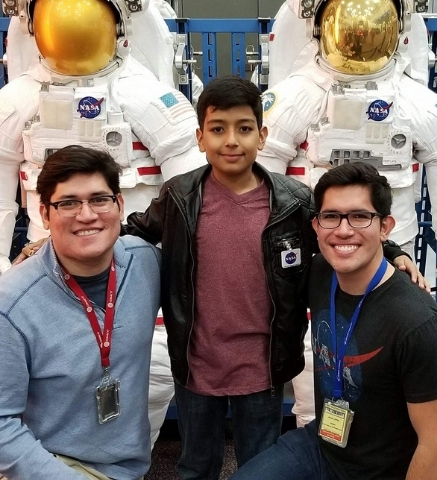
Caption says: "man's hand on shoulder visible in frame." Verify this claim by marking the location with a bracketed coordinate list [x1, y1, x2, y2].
[393, 255, 431, 293]
[12, 238, 48, 266]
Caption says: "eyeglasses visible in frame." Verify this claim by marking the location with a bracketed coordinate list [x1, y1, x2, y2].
[48, 195, 118, 217]
[316, 211, 382, 229]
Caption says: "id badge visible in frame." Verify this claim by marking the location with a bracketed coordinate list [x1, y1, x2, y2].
[318, 398, 354, 448]
[281, 248, 301, 268]
[96, 377, 120, 424]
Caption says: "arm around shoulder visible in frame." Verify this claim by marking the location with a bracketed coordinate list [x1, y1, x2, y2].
[122, 186, 168, 244]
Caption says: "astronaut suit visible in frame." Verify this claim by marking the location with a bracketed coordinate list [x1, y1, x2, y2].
[261, 0, 437, 258]
[0, 0, 206, 448]
[261, 0, 437, 427]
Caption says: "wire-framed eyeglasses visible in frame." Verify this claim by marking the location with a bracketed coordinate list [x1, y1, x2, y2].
[48, 195, 118, 217]
[316, 211, 382, 229]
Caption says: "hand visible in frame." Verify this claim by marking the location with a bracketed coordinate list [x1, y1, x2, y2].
[393, 255, 431, 293]
[12, 238, 48, 266]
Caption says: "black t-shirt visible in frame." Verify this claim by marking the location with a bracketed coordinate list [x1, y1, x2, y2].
[309, 254, 437, 480]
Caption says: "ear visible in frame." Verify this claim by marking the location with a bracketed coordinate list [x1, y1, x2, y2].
[116, 194, 125, 222]
[312, 216, 319, 235]
[258, 126, 268, 151]
[39, 204, 50, 230]
[380, 215, 395, 241]
[196, 128, 206, 153]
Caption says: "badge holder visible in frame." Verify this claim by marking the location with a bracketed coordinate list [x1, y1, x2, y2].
[96, 368, 120, 424]
[318, 398, 354, 448]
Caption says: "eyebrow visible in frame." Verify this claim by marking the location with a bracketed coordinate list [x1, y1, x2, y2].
[205, 118, 257, 125]
[53, 191, 112, 200]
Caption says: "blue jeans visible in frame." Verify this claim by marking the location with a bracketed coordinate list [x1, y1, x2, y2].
[228, 420, 339, 480]
[174, 382, 284, 480]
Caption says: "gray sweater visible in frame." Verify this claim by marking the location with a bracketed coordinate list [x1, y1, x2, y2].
[0, 236, 161, 480]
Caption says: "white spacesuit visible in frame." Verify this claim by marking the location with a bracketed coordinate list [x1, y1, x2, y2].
[262, 0, 436, 428]
[0, 0, 206, 448]
[260, 0, 437, 260]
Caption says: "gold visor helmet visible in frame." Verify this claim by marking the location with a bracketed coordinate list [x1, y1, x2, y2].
[27, 0, 139, 76]
[316, 0, 400, 75]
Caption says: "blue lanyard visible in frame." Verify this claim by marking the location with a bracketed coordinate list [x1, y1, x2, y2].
[330, 258, 388, 399]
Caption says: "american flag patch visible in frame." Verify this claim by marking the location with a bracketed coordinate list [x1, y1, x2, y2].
[159, 91, 194, 118]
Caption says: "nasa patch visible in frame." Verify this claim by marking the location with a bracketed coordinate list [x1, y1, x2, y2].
[281, 248, 301, 268]
[262, 91, 277, 114]
[77, 96, 104, 119]
[366, 100, 393, 122]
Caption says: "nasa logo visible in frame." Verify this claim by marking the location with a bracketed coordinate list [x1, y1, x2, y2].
[281, 248, 301, 268]
[366, 100, 393, 122]
[285, 251, 297, 265]
[262, 92, 276, 113]
[77, 97, 104, 119]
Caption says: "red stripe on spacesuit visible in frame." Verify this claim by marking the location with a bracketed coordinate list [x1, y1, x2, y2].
[137, 166, 162, 176]
[269, 33, 275, 41]
[412, 163, 419, 172]
[132, 142, 149, 151]
[286, 167, 306, 176]
[20, 171, 28, 180]
[156, 316, 165, 326]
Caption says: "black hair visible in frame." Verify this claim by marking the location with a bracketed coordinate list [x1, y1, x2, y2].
[197, 75, 263, 130]
[37, 145, 122, 205]
[314, 162, 392, 216]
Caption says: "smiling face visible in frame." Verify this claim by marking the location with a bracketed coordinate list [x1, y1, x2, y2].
[312, 184, 395, 294]
[196, 105, 267, 191]
[40, 172, 124, 276]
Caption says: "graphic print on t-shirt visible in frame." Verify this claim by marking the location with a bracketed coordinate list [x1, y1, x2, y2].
[312, 307, 383, 402]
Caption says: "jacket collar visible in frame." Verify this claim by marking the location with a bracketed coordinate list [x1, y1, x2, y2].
[38, 238, 131, 288]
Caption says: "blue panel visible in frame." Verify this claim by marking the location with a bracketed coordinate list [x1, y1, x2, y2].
[202, 32, 217, 85]
[231, 32, 246, 78]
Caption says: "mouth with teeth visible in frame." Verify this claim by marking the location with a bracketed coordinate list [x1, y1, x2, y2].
[334, 245, 358, 252]
[75, 229, 101, 237]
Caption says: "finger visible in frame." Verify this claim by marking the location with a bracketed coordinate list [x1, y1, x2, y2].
[11, 253, 27, 266]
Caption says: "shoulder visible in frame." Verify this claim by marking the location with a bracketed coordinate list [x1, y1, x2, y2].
[377, 270, 437, 324]
[0, 257, 47, 314]
[163, 164, 209, 192]
[117, 236, 161, 262]
[268, 170, 313, 208]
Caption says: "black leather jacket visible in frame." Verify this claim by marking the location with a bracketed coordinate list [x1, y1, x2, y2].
[124, 163, 318, 387]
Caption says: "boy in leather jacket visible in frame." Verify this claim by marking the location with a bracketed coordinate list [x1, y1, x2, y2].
[123, 76, 418, 480]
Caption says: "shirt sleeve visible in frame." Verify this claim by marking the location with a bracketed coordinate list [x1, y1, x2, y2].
[0, 313, 86, 480]
[398, 316, 437, 403]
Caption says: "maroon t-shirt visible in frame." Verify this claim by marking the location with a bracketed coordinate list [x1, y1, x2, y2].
[187, 173, 271, 395]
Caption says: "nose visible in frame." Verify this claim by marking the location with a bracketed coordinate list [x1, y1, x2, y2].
[76, 201, 99, 221]
[225, 129, 238, 146]
[335, 217, 354, 235]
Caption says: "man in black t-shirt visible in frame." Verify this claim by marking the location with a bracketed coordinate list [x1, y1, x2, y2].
[230, 162, 437, 480]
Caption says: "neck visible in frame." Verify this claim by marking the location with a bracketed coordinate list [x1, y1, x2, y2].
[212, 169, 260, 194]
[56, 251, 114, 277]
[336, 255, 394, 295]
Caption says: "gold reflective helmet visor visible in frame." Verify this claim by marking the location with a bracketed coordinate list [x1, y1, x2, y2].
[33, 0, 118, 75]
[318, 0, 399, 75]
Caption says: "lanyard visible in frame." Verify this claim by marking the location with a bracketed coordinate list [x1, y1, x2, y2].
[61, 259, 116, 369]
[330, 258, 387, 399]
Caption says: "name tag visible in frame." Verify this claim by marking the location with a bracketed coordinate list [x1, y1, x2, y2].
[319, 398, 354, 448]
[281, 248, 301, 268]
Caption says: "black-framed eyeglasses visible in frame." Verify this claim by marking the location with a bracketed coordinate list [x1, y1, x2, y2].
[48, 195, 118, 218]
[316, 211, 382, 229]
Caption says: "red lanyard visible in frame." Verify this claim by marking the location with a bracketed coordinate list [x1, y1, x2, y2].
[61, 259, 116, 369]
